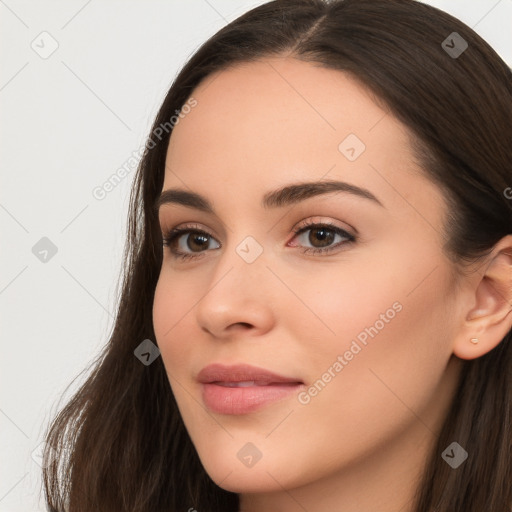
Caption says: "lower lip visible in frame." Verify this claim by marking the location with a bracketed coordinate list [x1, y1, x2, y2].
[201, 382, 303, 414]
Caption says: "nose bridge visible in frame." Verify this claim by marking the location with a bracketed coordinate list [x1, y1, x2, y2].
[214, 208, 270, 275]
[194, 228, 276, 335]
[213, 229, 269, 296]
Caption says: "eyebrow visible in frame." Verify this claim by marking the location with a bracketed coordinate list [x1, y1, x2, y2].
[153, 179, 384, 214]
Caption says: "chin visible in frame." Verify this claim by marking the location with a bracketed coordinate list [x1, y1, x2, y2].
[209, 466, 291, 494]
[196, 444, 298, 493]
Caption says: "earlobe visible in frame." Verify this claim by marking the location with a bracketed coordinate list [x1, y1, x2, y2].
[452, 235, 512, 361]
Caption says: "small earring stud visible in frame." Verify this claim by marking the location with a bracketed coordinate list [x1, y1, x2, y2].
[470, 338, 479, 344]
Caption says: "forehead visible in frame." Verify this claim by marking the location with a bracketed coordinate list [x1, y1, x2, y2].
[167, 57, 399, 164]
[163, 57, 446, 226]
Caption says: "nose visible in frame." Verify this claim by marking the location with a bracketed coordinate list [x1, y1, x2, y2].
[194, 241, 276, 340]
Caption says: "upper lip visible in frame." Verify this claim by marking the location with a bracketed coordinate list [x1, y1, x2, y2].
[197, 363, 304, 385]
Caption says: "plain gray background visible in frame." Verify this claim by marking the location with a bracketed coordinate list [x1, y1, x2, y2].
[1, 1, 511, 510]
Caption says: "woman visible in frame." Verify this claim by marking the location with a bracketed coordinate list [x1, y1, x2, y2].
[42, 0, 512, 510]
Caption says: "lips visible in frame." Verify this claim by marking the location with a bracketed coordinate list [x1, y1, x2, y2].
[197, 363, 304, 415]
[197, 363, 304, 386]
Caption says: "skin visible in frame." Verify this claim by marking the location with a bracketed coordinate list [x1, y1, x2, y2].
[152, 56, 512, 512]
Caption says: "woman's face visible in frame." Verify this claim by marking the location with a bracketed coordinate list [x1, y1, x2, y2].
[152, 57, 464, 499]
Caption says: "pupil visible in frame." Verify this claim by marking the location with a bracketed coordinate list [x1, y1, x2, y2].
[310, 228, 334, 247]
[189, 233, 209, 251]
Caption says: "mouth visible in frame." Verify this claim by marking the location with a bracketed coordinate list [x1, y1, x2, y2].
[197, 363, 303, 384]
[213, 380, 301, 388]
[197, 363, 304, 415]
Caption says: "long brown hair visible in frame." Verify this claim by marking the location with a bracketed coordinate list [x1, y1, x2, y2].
[42, 0, 512, 510]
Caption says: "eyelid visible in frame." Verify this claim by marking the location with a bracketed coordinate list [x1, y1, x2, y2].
[160, 216, 353, 240]
[291, 216, 355, 237]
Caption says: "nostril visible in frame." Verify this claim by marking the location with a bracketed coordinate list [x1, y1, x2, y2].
[226, 322, 253, 333]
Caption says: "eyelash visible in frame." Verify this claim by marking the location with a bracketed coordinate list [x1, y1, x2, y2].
[161, 220, 356, 261]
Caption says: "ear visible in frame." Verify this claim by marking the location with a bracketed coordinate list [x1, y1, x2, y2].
[453, 234, 512, 360]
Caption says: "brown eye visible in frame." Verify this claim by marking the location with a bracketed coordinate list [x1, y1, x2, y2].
[182, 232, 210, 252]
[306, 226, 336, 248]
[290, 221, 355, 255]
[162, 226, 220, 260]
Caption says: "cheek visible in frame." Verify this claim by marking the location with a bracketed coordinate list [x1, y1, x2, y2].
[284, 247, 406, 373]
[152, 275, 196, 371]
[291, 245, 455, 431]
[300, 260, 455, 433]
